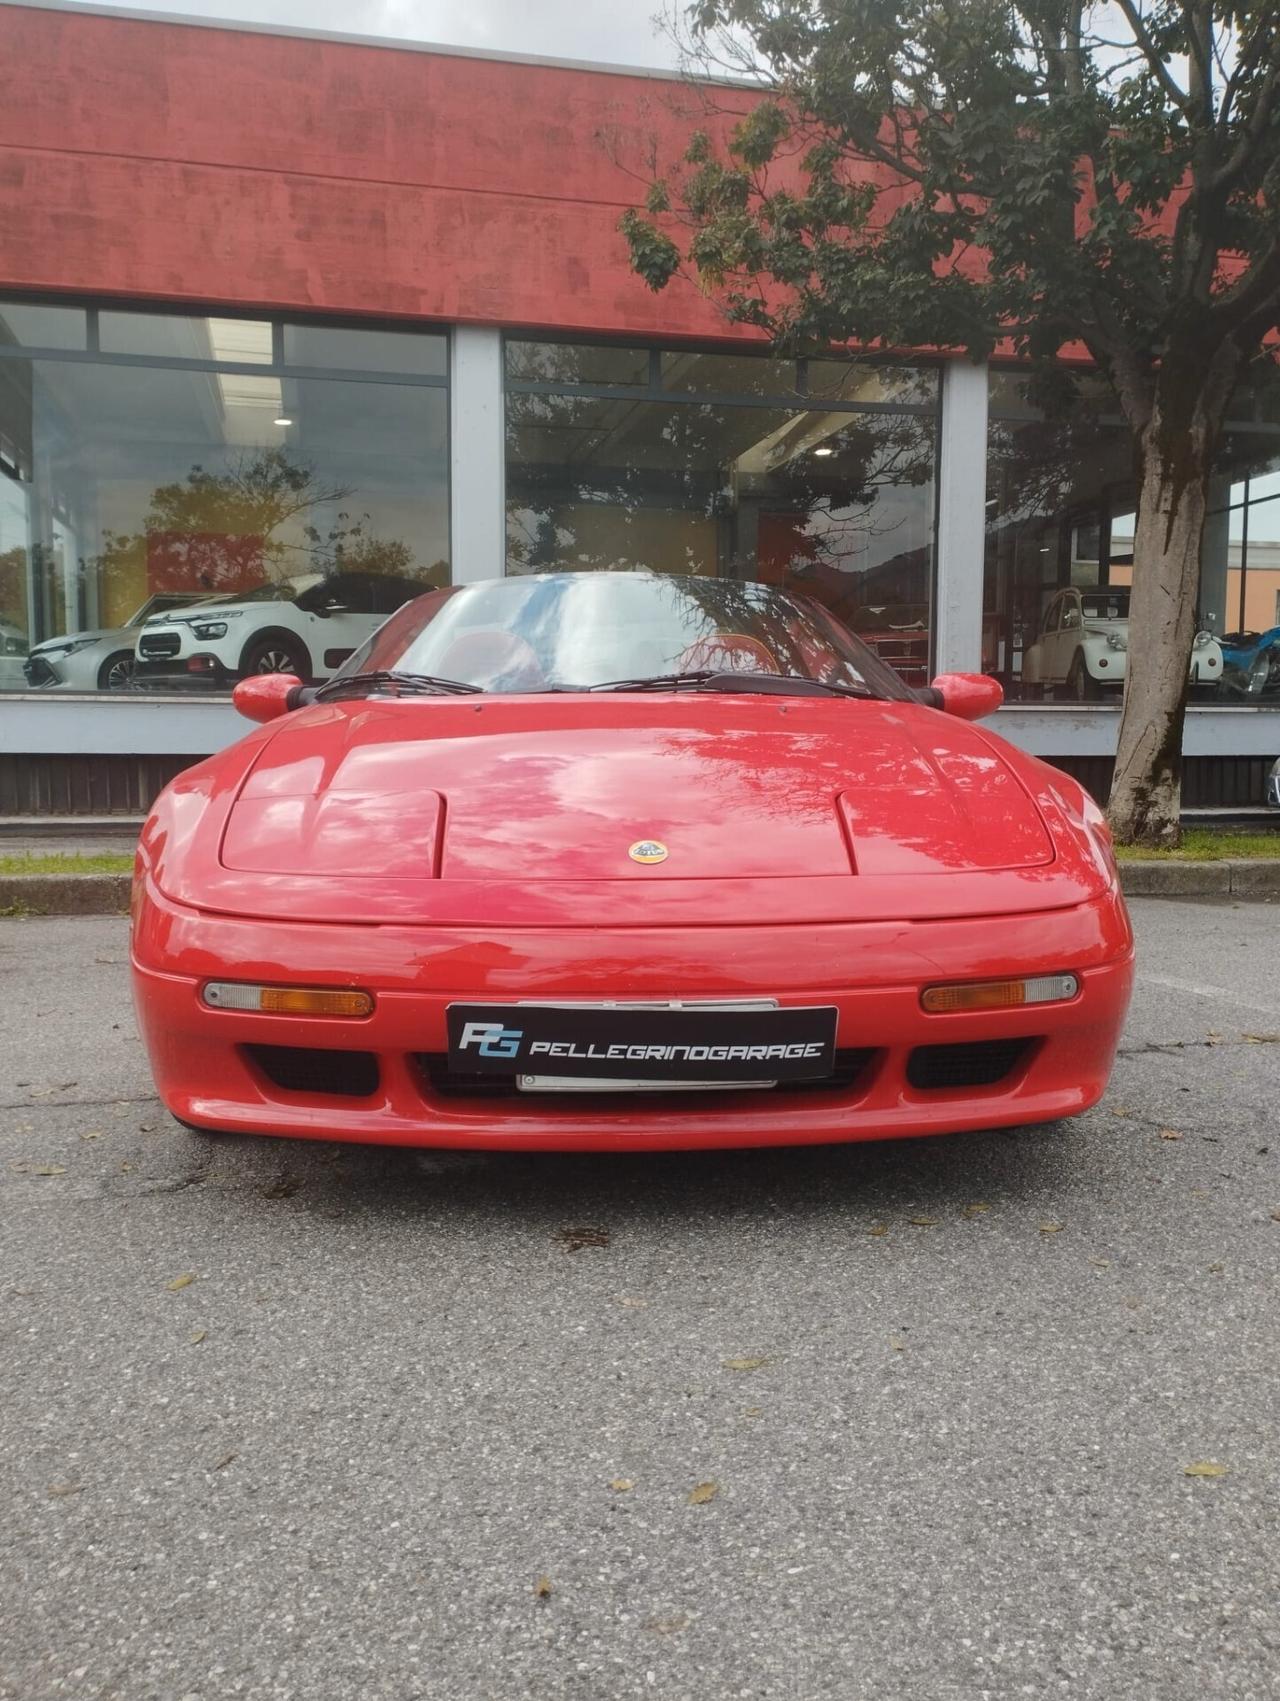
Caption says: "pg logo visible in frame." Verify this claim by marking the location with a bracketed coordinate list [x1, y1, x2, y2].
[457, 1021, 524, 1059]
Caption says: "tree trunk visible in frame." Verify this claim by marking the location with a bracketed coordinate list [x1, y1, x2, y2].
[1106, 444, 1206, 846]
[1107, 350, 1240, 849]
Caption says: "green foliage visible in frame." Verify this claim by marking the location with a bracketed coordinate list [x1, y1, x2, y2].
[623, 2, 1280, 417]
[1112, 830, 1280, 862]
[0, 852, 135, 876]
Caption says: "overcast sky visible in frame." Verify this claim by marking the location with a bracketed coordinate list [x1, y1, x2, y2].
[134, 0, 685, 67]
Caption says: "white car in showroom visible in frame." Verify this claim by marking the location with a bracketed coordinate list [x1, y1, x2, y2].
[1, 616, 28, 688]
[132, 569, 426, 687]
[22, 593, 214, 691]
[1021, 586, 1223, 700]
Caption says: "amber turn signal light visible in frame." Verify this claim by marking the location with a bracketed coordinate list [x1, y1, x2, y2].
[921, 974, 1078, 1013]
[202, 982, 374, 1017]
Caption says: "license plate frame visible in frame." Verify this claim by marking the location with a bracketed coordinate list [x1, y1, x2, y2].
[445, 998, 838, 1091]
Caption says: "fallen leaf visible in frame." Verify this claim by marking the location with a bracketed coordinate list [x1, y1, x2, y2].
[1089, 1257, 1112, 1269]
[742, 1406, 762, 1418]
[908, 1215, 939, 1228]
[188, 1330, 207, 1345]
[962, 1202, 990, 1217]
[1039, 1222, 1064, 1235]
[556, 1225, 609, 1252]
[867, 1222, 889, 1237]
[211, 1451, 237, 1472]
[1207, 1262, 1224, 1274]
[609, 1478, 634, 1493]
[618, 1295, 648, 1308]
[643, 1615, 689, 1634]
[1271, 1209, 1280, 1223]
[721, 1356, 768, 1373]
[889, 1337, 908, 1352]
[80, 1129, 103, 1142]
[165, 1273, 196, 1292]
[534, 1575, 553, 1599]
[1159, 1129, 1183, 1141]
[688, 1481, 719, 1505]
[119, 1162, 135, 1174]
[47, 1481, 82, 1498]
[1243, 1033, 1280, 1044]
[1184, 1461, 1229, 1478]
[10, 1160, 67, 1175]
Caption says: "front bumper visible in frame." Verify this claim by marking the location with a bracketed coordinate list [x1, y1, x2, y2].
[131, 876, 1134, 1152]
[22, 653, 61, 687]
[134, 652, 233, 688]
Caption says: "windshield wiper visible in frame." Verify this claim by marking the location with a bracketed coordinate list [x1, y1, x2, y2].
[589, 670, 718, 693]
[312, 669, 483, 702]
[589, 670, 875, 701]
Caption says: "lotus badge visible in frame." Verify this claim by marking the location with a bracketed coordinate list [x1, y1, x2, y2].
[628, 839, 669, 865]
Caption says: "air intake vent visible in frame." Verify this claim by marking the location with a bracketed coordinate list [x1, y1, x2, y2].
[906, 1038, 1034, 1090]
[243, 1045, 379, 1098]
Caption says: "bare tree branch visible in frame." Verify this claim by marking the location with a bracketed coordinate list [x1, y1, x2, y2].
[1112, 0, 1194, 112]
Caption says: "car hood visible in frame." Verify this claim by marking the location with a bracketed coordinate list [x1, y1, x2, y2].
[223, 694, 1051, 877]
[145, 607, 240, 626]
[31, 627, 116, 652]
[134, 693, 1116, 927]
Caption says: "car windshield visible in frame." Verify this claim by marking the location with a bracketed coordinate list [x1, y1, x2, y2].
[331, 572, 913, 699]
[1081, 591, 1130, 620]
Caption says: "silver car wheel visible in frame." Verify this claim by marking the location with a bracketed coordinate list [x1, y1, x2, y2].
[254, 647, 298, 674]
[100, 652, 136, 692]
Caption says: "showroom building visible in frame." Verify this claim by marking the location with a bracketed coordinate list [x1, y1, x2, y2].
[0, 0, 1277, 811]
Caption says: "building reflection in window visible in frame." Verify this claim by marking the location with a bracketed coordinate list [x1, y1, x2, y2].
[984, 368, 1280, 702]
[0, 302, 449, 692]
[504, 340, 939, 686]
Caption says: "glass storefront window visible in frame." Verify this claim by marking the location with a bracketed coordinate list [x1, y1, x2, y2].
[0, 307, 449, 694]
[505, 341, 650, 386]
[99, 312, 275, 362]
[660, 351, 803, 398]
[0, 301, 87, 351]
[505, 341, 938, 686]
[282, 323, 448, 376]
[984, 369, 1280, 702]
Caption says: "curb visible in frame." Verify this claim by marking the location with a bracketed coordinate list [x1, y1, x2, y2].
[1, 873, 132, 915]
[1118, 858, 1280, 898]
[2, 862, 1278, 914]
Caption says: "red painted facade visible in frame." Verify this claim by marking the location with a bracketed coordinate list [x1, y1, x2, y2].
[0, 4, 768, 338]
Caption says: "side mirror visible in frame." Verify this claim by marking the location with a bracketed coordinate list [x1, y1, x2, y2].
[923, 673, 1004, 721]
[232, 673, 305, 723]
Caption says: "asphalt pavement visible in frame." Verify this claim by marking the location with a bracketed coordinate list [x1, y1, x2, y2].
[2, 900, 1279, 1701]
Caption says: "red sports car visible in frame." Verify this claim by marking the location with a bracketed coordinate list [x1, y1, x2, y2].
[131, 571, 1134, 1152]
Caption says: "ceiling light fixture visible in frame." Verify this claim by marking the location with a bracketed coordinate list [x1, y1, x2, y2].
[812, 445, 835, 457]
[273, 415, 293, 427]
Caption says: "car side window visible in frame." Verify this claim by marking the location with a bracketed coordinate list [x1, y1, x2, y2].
[1042, 594, 1062, 635]
[304, 574, 374, 615]
[1062, 599, 1082, 629]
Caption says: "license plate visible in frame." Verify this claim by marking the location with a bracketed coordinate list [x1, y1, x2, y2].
[446, 1000, 838, 1088]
